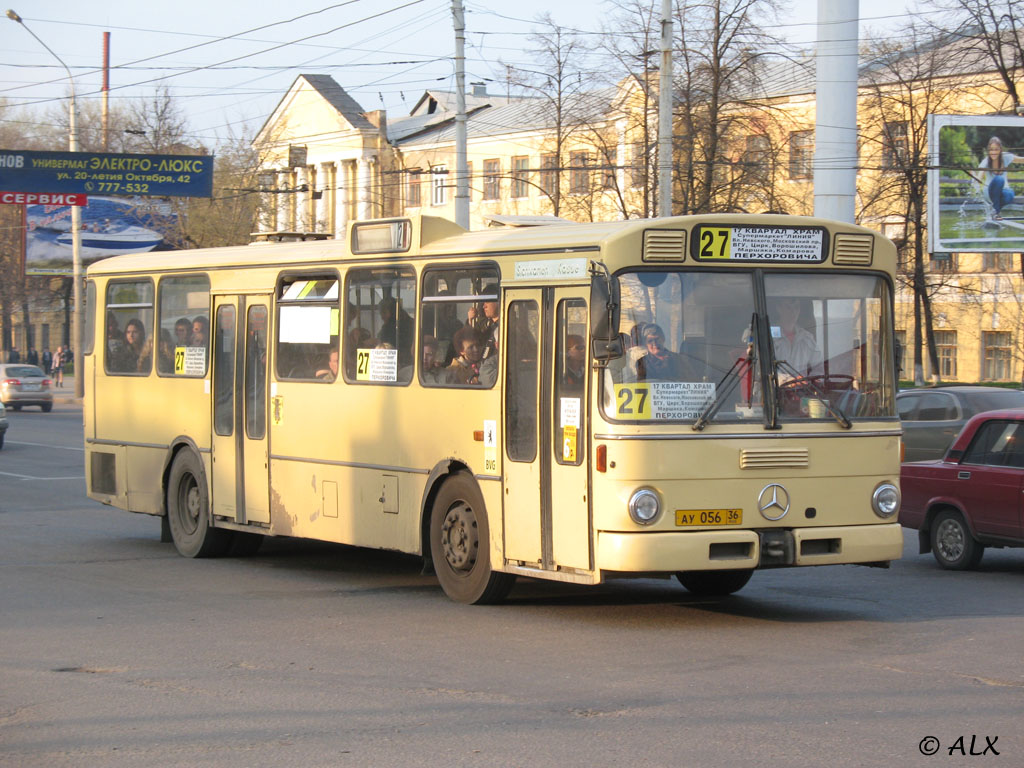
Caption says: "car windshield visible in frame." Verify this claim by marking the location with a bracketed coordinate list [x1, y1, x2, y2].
[602, 270, 896, 425]
[4, 366, 45, 378]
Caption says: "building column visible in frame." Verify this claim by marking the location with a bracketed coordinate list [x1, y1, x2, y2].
[316, 162, 332, 234]
[276, 170, 290, 231]
[296, 166, 311, 231]
[335, 160, 349, 237]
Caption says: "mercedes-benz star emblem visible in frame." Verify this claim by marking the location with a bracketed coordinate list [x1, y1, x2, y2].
[758, 483, 790, 520]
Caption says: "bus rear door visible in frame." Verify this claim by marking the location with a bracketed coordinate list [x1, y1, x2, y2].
[211, 295, 271, 526]
[502, 287, 592, 573]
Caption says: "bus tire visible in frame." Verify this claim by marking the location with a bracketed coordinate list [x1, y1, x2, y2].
[166, 450, 231, 558]
[429, 471, 514, 604]
[675, 569, 752, 596]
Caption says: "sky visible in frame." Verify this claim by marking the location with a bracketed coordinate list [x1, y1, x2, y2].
[0, 0, 929, 152]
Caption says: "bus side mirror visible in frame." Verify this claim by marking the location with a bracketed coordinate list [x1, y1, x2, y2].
[590, 262, 622, 361]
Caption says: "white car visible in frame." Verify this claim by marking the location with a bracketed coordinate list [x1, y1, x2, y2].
[0, 363, 54, 412]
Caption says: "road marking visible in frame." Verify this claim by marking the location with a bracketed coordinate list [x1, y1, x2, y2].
[6, 440, 85, 452]
[0, 470, 85, 481]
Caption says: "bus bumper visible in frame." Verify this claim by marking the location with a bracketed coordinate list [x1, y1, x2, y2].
[596, 523, 904, 573]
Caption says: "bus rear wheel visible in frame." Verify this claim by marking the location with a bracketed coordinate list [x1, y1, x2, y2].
[166, 450, 231, 558]
[429, 472, 514, 604]
[675, 569, 753, 596]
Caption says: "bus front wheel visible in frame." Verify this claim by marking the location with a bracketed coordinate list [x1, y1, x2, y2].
[675, 569, 752, 596]
[166, 450, 231, 558]
[429, 472, 514, 604]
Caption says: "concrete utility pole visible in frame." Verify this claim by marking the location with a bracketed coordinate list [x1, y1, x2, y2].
[813, 0, 859, 223]
[452, 0, 470, 229]
[657, 0, 673, 217]
[7, 9, 84, 399]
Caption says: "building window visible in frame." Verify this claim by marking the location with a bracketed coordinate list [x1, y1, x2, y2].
[983, 331, 1013, 381]
[431, 165, 447, 206]
[540, 153, 558, 199]
[570, 151, 591, 194]
[483, 159, 500, 200]
[789, 130, 813, 180]
[882, 121, 909, 170]
[983, 252, 1013, 271]
[511, 156, 529, 198]
[934, 330, 957, 379]
[407, 170, 422, 207]
[929, 253, 958, 273]
[743, 134, 769, 173]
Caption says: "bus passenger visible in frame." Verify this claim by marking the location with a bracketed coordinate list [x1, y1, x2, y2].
[449, 325, 484, 385]
[564, 334, 586, 390]
[636, 323, 690, 381]
[315, 350, 339, 381]
[191, 316, 209, 348]
[174, 317, 192, 346]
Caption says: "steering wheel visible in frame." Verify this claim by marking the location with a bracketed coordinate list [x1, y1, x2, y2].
[778, 373, 855, 393]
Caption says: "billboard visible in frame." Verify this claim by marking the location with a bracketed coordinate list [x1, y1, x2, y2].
[0, 149, 213, 198]
[25, 196, 179, 275]
[928, 114, 1024, 253]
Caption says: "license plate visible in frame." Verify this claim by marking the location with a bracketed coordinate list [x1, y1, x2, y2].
[23, 383, 39, 391]
[675, 509, 742, 526]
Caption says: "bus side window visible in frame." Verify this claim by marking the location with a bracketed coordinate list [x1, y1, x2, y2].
[506, 300, 539, 461]
[275, 275, 339, 382]
[214, 304, 235, 436]
[555, 298, 587, 466]
[156, 275, 210, 377]
[344, 267, 415, 385]
[104, 279, 154, 376]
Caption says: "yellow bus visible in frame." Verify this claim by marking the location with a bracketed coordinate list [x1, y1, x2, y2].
[84, 213, 903, 603]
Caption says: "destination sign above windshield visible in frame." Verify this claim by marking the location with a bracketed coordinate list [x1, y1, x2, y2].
[691, 224, 828, 263]
[0, 149, 214, 198]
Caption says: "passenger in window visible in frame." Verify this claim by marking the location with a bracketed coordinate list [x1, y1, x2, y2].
[636, 324, 694, 381]
[449, 326, 485, 385]
[315, 350, 339, 381]
[468, 284, 500, 358]
[564, 334, 587, 390]
[156, 329, 175, 372]
[422, 335, 443, 372]
[378, 298, 414, 366]
[191, 315, 209, 348]
[120, 318, 147, 372]
[479, 329, 500, 387]
[174, 317, 192, 347]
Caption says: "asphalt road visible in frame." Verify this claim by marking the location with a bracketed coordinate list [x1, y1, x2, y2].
[2, 403, 1023, 767]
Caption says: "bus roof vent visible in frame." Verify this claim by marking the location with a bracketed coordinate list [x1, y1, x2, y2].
[642, 229, 686, 262]
[832, 233, 873, 265]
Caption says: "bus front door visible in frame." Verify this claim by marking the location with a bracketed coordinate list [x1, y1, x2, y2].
[211, 296, 271, 526]
[502, 287, 592, 573]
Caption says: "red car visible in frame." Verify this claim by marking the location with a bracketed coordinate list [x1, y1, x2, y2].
[900, 408, 1024, 570]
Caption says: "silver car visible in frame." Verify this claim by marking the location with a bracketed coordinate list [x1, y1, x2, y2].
[0, 364, 54, 412]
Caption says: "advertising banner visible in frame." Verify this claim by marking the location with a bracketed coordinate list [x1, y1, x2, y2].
[928, 115, 1024, 253]
[25, 196, 179, 275]
[0, 149, 213, 198]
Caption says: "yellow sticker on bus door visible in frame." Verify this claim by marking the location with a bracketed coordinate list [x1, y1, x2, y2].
[614, 384, 652, 419]
[697, 226, 732, 259]
[562, 425, 577, 462]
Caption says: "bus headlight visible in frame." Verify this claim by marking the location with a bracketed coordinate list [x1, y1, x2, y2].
[871, 483, 900, 518]
[628, 488, 662, 525]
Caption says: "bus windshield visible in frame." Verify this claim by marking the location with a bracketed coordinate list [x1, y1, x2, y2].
[603, 270, 896, 425]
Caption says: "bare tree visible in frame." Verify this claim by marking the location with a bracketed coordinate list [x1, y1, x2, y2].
[936, 0, 1023, 110]
[859, 23, 975, 384]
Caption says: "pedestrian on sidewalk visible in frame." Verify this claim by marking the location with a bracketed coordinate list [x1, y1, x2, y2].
[51, 346, 64, 387]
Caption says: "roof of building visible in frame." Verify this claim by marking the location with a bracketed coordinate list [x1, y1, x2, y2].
[298, 74, 377, 131]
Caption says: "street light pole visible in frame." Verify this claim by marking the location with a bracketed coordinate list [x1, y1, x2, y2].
[7, 9, 84, 399]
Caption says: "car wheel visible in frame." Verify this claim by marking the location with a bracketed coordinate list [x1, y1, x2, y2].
[166, 450, 231, 558]
[41, 403, 52, 413]
[931, 509, 984, 570]
[675, 569, 753, 596]
[429, 471, 515, 604]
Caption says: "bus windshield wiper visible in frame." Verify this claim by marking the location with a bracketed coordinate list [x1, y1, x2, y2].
[774, 359, 852, 429]
[693, 313, 756, 431]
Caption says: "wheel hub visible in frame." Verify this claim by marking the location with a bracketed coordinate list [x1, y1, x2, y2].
[936, 519, 964, 561]
[441, 502, 478, 571]
[179, 476, 201, 535]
